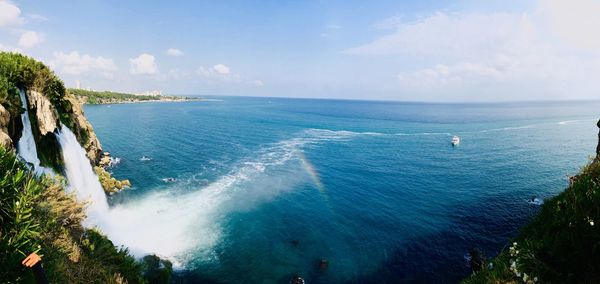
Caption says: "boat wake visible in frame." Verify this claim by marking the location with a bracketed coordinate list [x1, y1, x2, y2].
[557, 119, 596, 125]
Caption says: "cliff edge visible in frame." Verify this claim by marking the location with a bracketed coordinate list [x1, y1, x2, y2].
[463, 119, 600, 283]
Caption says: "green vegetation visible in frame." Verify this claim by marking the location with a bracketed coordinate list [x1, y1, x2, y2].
[0, 52, 77, 171]
[68, 88, 190, 104]
[0, 146, 172, 283]
[0, 52, 72, 127]
[463, 158, 600, 283]
[94, 166, 131, 193]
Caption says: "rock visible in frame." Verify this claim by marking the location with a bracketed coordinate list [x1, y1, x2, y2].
[65, 94, 103, 164]
[94, 166, 131, 193]
[290, 276, 305, 284]
[596, 119, 600, 159]
[27, 90, 58, 135]
[99, 155, 112, 167]
[468, 248, 486, 272]
[0, 130, 12, 149]
[0, 104, 13, 149]
[318, 259, 329, 272]
[0, 104, 9, 132]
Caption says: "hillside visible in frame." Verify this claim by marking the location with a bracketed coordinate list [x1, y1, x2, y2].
[463, 121, 600, 283]
[68, 88, 196, 105]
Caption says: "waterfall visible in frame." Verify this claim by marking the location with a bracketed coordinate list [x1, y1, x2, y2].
[16, 89, 50, 175]
[56, 125, 109, 225]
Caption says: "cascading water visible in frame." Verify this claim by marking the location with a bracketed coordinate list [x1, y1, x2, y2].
[16, 89, 43, 171]
[53, 123, 338, 265]
[56, 125, 109, 225]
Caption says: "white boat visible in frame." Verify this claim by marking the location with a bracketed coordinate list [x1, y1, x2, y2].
[451, 135, 460, 146]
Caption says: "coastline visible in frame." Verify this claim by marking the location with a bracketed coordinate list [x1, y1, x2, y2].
[83, 97, 202, 105]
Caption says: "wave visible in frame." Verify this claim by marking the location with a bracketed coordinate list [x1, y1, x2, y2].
[304, 128, 455, 138]
[558, 119, 596, 125]
[477, 125, 534, 133]
[527, 197, 543, 206]
[395, 132, 452, 136]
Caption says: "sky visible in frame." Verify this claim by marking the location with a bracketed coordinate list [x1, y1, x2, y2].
[1, 0, 600, 101]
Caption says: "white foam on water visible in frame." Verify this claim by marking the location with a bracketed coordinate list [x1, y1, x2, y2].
[558, 119, 596, 125]
[56, 126, 355, 267]
[394, 132, 452, 136]
[478, 125, 535, 133]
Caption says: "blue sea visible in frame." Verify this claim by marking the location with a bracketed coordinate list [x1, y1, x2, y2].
[84, 97, 599, 283]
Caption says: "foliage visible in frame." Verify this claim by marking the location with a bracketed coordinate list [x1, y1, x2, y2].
[140, 254, 173, 284]
[463, 159, 600, 283]
[0, 147, 150, 283]
[0, 147, 43, 282]
[0, 52, 70, 118]
[0, 51, 74, 170]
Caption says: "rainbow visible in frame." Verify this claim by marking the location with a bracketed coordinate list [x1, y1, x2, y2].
[297, 151, 325, 192]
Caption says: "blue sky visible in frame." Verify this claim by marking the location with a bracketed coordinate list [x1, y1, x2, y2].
[1, 0, 600, 101]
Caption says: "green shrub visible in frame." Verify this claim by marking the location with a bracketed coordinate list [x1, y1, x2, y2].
[463, 159, 600, 283]
[0, 147, 148, 283]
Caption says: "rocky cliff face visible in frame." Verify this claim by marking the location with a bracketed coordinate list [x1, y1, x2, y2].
[0, 104, 12, 149]
[27, 90, 59, 135]
[65, 94, 103, 164]
[596, 119, 600, 159]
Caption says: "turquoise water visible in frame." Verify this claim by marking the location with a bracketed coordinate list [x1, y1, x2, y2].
[85, 97, 599, 283]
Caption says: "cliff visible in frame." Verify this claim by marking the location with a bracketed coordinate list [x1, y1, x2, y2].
[0, 52, 129, 193]
[0, 52, 170, 283]
[463, 119, 600, 283]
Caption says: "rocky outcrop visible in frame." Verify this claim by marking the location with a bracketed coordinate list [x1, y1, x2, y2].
[596, 119, 600, 159]
[94, 166, 131, 193]
[65, 94, 103, 164]
[0, 104, 12, 149]
[27, 90, 58, 135]
[63, 96, 131, 193]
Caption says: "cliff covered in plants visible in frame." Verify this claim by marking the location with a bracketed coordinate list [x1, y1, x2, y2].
[463, 120, 600, 283]
[0, 52, 128, 193]
[0, 52, 167, 282]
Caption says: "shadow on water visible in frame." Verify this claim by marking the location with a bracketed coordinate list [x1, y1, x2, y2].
[344, 193, 542, 284]
[172, 192, 544, 283]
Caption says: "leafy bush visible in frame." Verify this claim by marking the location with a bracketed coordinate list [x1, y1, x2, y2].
[0, 147, 147, 283]
[463, 159, 600, 283]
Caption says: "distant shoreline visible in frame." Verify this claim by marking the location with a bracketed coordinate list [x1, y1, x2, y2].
[84, 97, 202, 105]
[68, 88, 202, 105]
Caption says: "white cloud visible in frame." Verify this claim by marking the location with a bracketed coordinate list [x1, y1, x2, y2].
[196, 64, 262, 86]
[344, 12, 522, 59]
[18, 31, 43, 48]
[0, 0, 25, 27]
[537, 0, 600, 50]
[50, 51, 117, 78]
[166, 48, 183, 57]
[28, 13, 48, 22]
[344, 0, 600, 100]
[129, 53, 158, 75]
[212, 64, 230, 75]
